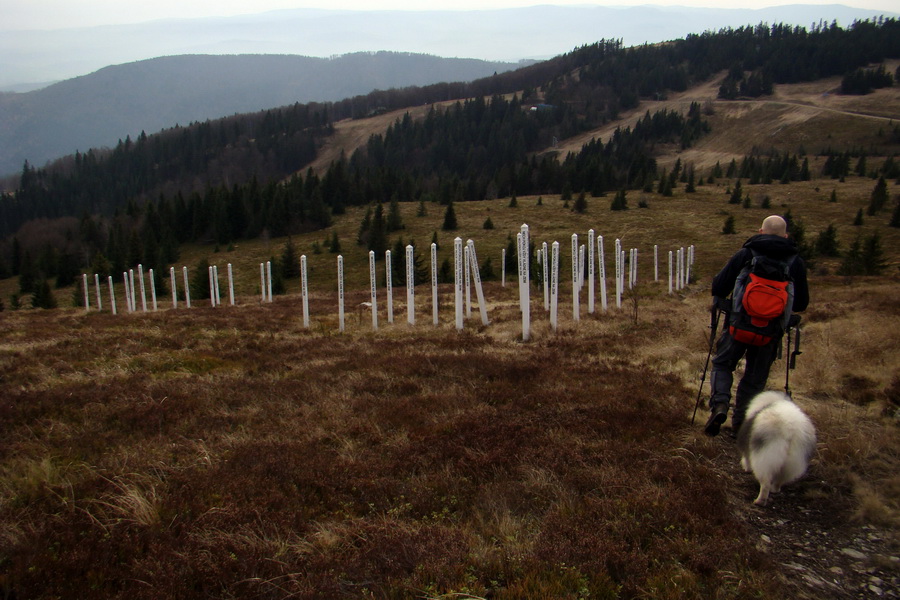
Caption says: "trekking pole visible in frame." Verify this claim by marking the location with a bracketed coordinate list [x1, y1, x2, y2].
[784, 316, 802, 397]
[692, 299, 726, 424]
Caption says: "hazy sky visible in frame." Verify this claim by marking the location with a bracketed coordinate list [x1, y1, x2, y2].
[3, 0, 897, 30]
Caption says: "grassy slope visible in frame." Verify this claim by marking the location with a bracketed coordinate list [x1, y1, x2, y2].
[1, 70, 900, 598]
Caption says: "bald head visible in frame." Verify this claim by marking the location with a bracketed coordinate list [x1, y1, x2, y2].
[760, 215, 788, 237]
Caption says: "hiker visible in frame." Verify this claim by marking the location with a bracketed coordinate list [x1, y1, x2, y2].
[704, 215, 809, 437]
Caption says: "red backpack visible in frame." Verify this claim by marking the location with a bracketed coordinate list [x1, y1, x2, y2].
[728, 249, 796, 346]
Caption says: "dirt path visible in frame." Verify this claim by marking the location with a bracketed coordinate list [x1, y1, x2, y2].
[707, 432, 899, 599]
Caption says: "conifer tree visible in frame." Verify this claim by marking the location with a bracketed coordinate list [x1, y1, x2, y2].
[867, 176, 889, 215]
[31, 279, 57, 309]
[281, 237, 300, 279]
[368, 202, 389, 255]
[573, 192, 588, 213]
[853, 208, 864, 226]
[722, 215, 736, 234]
[729, 180, 743, 204]
[191, 258, 211, 300]
[814, 224, 841, 257]
[387, 194, 404, 232]
[329, 230, 341, 253]
[442, 201, 458, 231]
[890, 199, 900, 228]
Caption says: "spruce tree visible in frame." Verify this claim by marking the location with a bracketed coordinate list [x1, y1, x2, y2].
[573, 192, 588, 213]
[329, 230, 341, 253]
[890, 199, 900, 228]
[368, 202, 388, 255]
[814, 224, 841, 257]
[867, 176, 889, 215]
[853, 208, 864, 226]
[191, 258, 211, 300]
[387, 194, 404, 232]
[861, 233, 887, 275]
[442, 201, 458, 231]
[722, 215, 736, 234]
[31, 279, 57, 309]
[729, 180, 743, 204]
[281, 237, 300, 279]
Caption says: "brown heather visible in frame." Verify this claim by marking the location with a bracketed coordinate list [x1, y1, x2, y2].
[1, 267, 898, 598]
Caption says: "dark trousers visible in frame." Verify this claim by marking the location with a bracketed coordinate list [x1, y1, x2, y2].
[709, 330, 780, 431]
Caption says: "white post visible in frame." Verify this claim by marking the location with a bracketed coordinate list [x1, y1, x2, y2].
[301, 255, 309, 328]
[406, 245, 415, 326]
[170, 267, 177, 308]
[654, 244, 659, 282]
[108, 276, 117, 315]
[227, 263, 235, 306]
[213, 265, 220, 306]
[579, 244, 586, 290]
[668, 250, 674, 295]
[550, 241, 559, 331]
[542, 241, 549, 311]
[122, 271, 130, 312]
[208, 266, 216, 307]
[266, 261, 273, 302]
[82, 274, 90, 310]
[687, 245, 694, 284]
[183, 266, 191, 308]
[598, 235, 608, 312]
[259, 263, 266, 303]
[629, 248, 636, 289]
[385, 249, 394, 324]
[138, 264, 147, 312]
[149, 269, 157, 311]
[431, 242, 439, 326]
[464, 245, 471, 319]
[129, 269, 136, 312]
[94, 274, 102, 311]
[369, 251, 378, 331]
[454, 237, 464, 331]
[571, 234, 580, 321]
[614, 240, 622, 309]
[501, 248, 506, 287]
[588, 229, 595, 314]
[467, 239, 489, 326]
[337, 255, 345, 332]
[519, 225, 531, 341]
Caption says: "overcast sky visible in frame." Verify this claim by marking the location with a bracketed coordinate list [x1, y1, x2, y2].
[3, 0, 897, 30]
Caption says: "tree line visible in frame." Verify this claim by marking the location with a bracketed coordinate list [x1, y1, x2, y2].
[1, 18, 898, 289]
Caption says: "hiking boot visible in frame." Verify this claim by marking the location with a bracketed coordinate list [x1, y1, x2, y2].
[704, 404, 729, 437]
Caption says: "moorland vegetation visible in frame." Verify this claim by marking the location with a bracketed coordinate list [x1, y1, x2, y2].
[1, 16, 899, 600]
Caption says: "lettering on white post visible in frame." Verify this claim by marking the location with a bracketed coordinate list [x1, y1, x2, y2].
[431, 243, 438, 326]
[550, 241, 560, 331]
[369, 251, 378, 330]
[301, 255, 310, 328]
[385, 250, 393, 324]
[337, 255, 345, 332]
[454, 237, 463, 331]
[406, 245, 415, 326]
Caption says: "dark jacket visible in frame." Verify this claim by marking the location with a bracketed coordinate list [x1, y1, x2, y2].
[711, 234, 809, 312]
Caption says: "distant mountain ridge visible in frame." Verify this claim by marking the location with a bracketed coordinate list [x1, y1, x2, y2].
[2, 4, 896, 90]
[0, 52, 526, 177]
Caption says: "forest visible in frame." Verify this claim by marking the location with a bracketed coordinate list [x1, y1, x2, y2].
[0, 18, 898, 298]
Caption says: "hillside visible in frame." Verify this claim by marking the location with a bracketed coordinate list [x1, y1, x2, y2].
[2, 26, 900, 599]
[0, 52, 526, 177]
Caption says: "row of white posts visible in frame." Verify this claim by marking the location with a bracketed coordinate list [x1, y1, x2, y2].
[80, 226, 694, 340]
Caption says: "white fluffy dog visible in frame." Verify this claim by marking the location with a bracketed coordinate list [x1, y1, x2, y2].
[736, 391, 817, 506]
